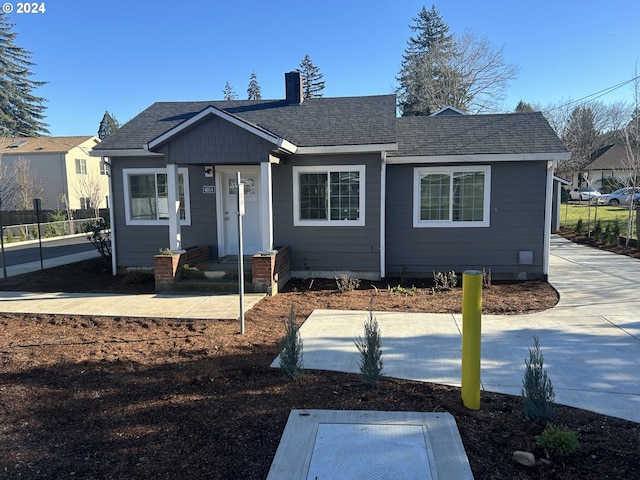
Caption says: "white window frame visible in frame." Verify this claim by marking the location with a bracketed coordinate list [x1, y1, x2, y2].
[75, 158, 87, 175]
[292, 165, 366, 227]
[413, 165, 491, 228]
[123, 168, 191, 226]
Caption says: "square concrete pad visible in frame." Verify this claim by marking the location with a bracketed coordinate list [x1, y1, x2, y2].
[267, 410, 473, 480]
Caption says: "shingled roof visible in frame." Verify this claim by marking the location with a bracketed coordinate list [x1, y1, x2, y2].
[1, 136, 98, 154]
[586, 143, 628, 170]
[95, 95, 397, 152]
[390, 112, 569, 158]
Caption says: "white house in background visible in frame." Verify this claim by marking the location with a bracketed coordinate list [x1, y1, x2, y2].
[0, 136, 107, 210]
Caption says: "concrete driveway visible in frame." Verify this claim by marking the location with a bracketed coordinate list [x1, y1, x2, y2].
[281, 235, 640, 423]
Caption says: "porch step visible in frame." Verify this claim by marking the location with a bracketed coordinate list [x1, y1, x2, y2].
[172, 256, 254, 294]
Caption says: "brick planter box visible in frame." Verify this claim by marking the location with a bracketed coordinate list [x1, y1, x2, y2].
[252, 246, 290, 296]
[154, 246, 212, 292]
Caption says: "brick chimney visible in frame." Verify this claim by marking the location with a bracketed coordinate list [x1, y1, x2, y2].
[285, 71, 303, 105]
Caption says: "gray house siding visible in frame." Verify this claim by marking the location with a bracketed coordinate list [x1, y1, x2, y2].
[110, 156, 219, 269]
[272, 153, 382, 278]
[159, 116, 276, 164]
[385, 161, 548, 280]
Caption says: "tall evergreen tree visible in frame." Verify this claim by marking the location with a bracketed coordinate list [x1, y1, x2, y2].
[223, 81, 237, 101]
[247, 71, 262, 100]
[98, 111, 120, 139]
[515, 100, 535, 113]
[397, 5, 454, 116]
[397, 5, 517, 116]
[0, 13, 48, 136]
[299, 54, 325, 98]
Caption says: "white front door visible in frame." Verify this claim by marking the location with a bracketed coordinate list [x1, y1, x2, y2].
[219, 167, 262, 256]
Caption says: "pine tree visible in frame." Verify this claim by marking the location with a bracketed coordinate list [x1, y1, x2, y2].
[397, 5, 455, 116]
[223, 81, 237, 101]
[98, 111, 120, 139]
[515, 101, 535, 113]
[0, 13, 48, 136]
[247, 71, 262, 100]
[299, 54, 325, 98]
[397, 6, 517, 116]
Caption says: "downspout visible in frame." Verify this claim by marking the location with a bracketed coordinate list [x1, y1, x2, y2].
[380, 151, 387, 279]
[543, 159, 557, 280]
[105, 157, 117, 276]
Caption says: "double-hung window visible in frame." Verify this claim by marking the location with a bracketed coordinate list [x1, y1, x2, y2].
[293, 165, 365, 226]
[123, 168, 191, 225]
[413, 166, 490, 227]
[75, 158, 87, 175]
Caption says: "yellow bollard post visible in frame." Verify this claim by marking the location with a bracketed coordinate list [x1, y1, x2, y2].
[461, 270, 482, 410]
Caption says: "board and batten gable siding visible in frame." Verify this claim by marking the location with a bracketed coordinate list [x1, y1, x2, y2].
[156, 115, 277, 165]
[110, 157, 218, 269]
[272, 153, 382, 278]
[385, 161, 548, 280]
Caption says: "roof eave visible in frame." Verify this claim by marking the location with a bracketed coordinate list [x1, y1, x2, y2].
[387, 152, 571, 164]
[295, 143, 398, 155]
[90, 148, 163, 157]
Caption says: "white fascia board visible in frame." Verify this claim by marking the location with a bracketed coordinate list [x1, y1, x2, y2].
[89, 149, 163, 157]
[145, 106, 297, 154]
[295, 143, 398, 155]
[387, 152, 571, 164]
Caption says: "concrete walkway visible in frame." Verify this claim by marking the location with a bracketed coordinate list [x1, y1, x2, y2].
[273, 235, 640, 423]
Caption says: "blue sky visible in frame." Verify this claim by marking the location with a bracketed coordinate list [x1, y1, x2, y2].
[4, 0, 640, 136]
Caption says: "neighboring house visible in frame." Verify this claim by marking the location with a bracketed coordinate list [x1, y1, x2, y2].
[91, 71, 569, 282]
[585, 143, 634, 192]
[0, 136, 106, 211]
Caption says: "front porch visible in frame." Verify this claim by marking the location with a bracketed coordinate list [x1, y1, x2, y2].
[154, 245, 291, 296]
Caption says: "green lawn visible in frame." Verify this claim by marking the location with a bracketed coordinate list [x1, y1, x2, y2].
[559, 203, 638, 237]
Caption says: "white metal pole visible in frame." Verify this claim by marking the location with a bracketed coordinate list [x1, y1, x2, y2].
[237, 171, 245, 335]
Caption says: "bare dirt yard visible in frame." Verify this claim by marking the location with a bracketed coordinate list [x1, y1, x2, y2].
[0, 237, 638, 479]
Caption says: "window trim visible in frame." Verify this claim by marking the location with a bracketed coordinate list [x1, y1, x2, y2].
[123, 168, 191, 226]
[292, 165, 366, 227]
[413, 165, 491, 228]
[75, 158, 87, 175]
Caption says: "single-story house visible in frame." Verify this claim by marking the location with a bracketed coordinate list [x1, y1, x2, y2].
[585, 143, 633, 192]
[91, 71, 570, 289]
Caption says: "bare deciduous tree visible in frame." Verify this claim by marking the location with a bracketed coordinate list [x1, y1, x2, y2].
[12, 157, 42, 210]
[620, 72, 640, 246]
[75, 171, 106, 218]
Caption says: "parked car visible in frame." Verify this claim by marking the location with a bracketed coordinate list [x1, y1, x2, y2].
[596, 187, 640, 206]
[568, 187, 601, 201]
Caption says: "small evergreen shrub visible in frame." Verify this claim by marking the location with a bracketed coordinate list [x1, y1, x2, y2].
[355, 298, 383, 388]
[279, 305, 303, 380]
[536, 423, 579, 456]
[335, 274, 361, 293]
[593, 220, 602, 241]
[611, 220, 621, 245]
[603, 223, 612, 244]
[575, 218, 584, 235]
[522, 336, 556, 422]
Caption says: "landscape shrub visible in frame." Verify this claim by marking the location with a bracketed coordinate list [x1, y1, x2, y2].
[335, 274, 361, 293]
[355, 298, 383, 388]
[575, 218, 584, 235]
[522, 336, 556, 423]
[593, 220, 603, 241]
[536, 423, 579, 456]
[433, 271, 457, 291]
[83, 218, 111, 259]
[279, 305, 303, 380]
[611, 219, 621, 245]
